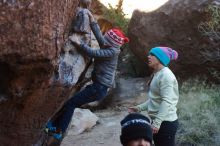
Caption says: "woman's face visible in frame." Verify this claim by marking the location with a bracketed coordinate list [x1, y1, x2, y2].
[147, 54, 160, 69]
[127, 138, 151, 146]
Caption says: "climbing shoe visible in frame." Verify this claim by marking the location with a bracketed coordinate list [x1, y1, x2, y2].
[53, 133, 63, 140]
[44, 121, 57, 134]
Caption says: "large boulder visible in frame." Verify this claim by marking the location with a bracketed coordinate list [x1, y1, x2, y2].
[0, 0, 87, 145]
[0, 0, 113, 145]
[128, 0, 220, 80]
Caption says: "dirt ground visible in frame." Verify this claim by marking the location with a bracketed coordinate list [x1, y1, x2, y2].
[61, 110, 126, 146]
[60, 95, 146, 146]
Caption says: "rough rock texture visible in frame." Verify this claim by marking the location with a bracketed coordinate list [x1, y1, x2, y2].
[0, 0, 109, 145]
[0, 0, 109, 144]
[128, 0, 220, 80]
[0, 0, 83, 145]
[68, 108, 99, 136]
[114, 78, 148, 99]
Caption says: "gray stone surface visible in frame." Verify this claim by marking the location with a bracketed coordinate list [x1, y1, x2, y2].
[128, 0, 220, 80]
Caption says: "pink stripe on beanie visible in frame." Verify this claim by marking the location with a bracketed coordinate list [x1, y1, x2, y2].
[159, 47, 178, 60]
[149, 47, 178, 66]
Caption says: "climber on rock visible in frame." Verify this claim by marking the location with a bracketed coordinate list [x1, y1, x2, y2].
[45, 7, 129, 141]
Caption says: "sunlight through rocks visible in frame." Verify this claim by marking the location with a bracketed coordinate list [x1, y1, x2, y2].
[98, 0, 169, 18]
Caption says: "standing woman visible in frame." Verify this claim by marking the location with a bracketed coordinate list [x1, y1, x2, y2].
[129, 47, 179, 146]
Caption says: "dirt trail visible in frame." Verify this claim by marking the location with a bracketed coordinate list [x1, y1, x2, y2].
[61, 110, 126, 146]
[61, 95, 146, 146]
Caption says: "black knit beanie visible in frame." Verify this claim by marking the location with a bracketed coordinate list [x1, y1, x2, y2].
[120, 113, 153, 146]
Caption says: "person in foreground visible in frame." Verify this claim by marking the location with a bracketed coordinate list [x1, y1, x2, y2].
[45, 12, 129, 140]
[120, 113, 153, 146]
[128, 47, 179, 146]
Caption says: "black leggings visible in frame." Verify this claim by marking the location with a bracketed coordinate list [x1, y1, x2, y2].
[153, 120, 178, 146]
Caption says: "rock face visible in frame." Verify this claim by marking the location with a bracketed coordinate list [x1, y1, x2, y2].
[128, 0, 220, 80]
[68, 108, 99, 136]
[114, 78, 148, 99]
[0, 0, 86, 145]
[0, 0, 111, 144]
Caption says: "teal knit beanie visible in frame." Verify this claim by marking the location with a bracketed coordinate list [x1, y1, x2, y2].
[149, 47, 178, 66]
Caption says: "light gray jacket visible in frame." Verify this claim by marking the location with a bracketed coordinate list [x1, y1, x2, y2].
[79, 22, 121, 87]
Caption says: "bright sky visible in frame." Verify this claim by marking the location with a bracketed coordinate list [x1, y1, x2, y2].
[99, 0, 169, 18]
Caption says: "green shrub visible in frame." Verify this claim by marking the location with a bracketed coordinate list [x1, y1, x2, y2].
[198, 4, 220, 40]
[177, 79, 220, 145]
[198, 4, 220, 82]
[102, 0, 129, 33]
